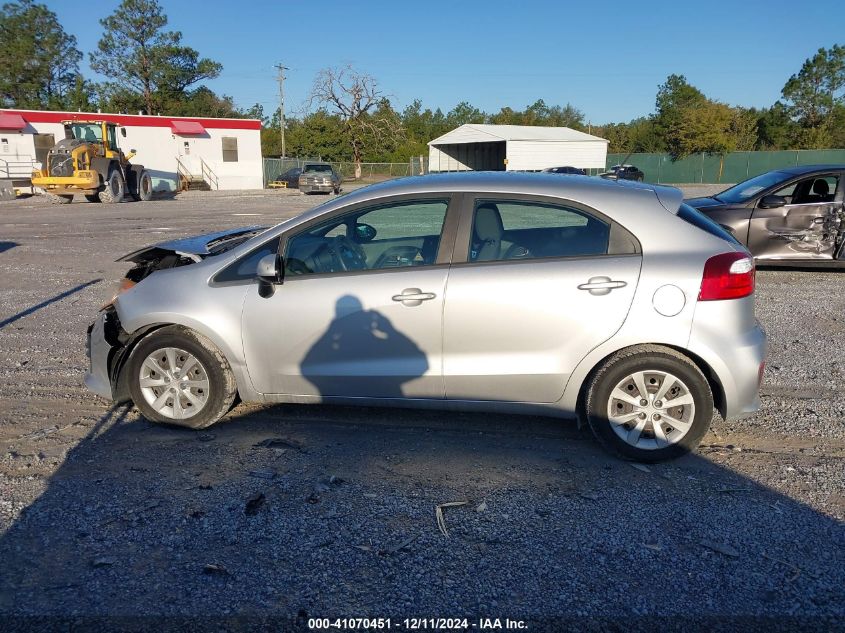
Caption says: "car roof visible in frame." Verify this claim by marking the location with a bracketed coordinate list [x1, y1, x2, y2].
[332, 171, 683, 214]
[778, 164, 845, 175]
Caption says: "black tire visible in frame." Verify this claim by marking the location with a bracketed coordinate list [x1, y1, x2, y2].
[46, 193, 73, 204]
[127, 326, 238, 429]
[99, 167, 125, 203]
[133, 170, 153, 202]
[585, 345, 713, 462]
[84, 194, 101, 203]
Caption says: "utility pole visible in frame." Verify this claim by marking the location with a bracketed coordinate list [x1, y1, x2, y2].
[275, 63, 289, 158]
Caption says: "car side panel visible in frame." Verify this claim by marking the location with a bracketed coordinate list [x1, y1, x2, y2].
[442, 256, 642, 403]
[699, 205, 753, 246]
[748, 200, 839, 260]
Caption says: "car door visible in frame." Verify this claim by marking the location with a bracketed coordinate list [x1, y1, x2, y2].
[240, 195, 459, 399]
[442, 195, 642, 403]
[748, 173, 842, 260]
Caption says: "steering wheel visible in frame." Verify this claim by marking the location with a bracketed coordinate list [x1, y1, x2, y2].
[330, 235, 367, 271]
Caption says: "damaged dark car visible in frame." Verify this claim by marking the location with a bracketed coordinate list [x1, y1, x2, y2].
[685, 165, 845, 264]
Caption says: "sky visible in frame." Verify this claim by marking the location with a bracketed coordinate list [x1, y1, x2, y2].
[46, 0, 843, 124]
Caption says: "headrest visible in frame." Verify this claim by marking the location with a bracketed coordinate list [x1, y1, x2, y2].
[813, 179, 829, 195]
[475, 204, 503, 240]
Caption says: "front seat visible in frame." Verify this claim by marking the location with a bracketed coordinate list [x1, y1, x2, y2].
[811, 179, 831, 202]
[473, 204, 504, 261]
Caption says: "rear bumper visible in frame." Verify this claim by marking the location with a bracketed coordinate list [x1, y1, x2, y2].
[33, 171, 99, 191]
[688, 297, 766, 419]
[720, 320, 766, 418]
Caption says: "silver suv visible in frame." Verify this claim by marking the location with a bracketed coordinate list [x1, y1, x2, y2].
[86, 173, 766, 461]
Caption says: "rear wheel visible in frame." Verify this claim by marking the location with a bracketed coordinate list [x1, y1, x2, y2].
[133, 170, 153, 201]
[127, 327, 237, 429]
[46, 193, 73, 204]
[585, 345, 713, 462]
[99, 168, 125, 203]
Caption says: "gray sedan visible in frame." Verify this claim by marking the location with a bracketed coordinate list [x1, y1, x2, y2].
[86, 173, 766, 461]
[686, 164, 845, 263]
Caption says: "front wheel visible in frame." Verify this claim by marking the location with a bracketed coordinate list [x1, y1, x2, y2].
[585, 345, 713, 462]
[99, 168, 125, 203]
[127, 326, 238, 429]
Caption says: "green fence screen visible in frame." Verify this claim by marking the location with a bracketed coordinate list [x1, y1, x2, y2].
[603, 150, 845, 184]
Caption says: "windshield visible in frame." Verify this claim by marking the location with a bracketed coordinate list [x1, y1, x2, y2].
[67, 123, 103, 143]
[715, 171, 790, 204]
[304, 164, 332, 173]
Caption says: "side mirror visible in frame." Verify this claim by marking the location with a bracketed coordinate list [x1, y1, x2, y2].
[256, 253, 281, 284]
[120, 127, 127, 137]
[759, 194, 786, 209]
[354, 222, 377, 243]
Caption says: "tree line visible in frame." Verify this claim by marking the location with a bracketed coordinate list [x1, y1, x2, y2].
[2, 0, 844, 168]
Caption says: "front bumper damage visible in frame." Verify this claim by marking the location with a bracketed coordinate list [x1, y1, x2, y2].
[84, 308, 134, 401]
[85, 312, 113, 399]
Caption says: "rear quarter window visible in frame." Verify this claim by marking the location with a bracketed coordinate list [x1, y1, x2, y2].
[677, 203, 741, 246]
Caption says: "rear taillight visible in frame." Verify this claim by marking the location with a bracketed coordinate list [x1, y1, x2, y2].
[698, 252, 755, 301]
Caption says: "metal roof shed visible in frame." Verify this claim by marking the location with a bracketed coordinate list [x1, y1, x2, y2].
[428, 124, 608, 172]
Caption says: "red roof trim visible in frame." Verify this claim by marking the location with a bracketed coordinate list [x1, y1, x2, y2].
[0, 109, 261, 130]
[170, 120, 206, 135]
[0, 112, 27, 130]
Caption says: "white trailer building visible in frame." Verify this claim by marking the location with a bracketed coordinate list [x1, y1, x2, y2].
[428, 124, 608, 173]
[0, 109, 263, 192]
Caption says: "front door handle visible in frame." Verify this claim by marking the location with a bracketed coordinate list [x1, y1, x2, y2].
[392, 288, 437, 307]
[577, 276, 627, 296]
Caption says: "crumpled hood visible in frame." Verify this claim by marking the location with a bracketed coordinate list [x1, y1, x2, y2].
[119, 226, 268, 263]
[685, 196, 725, 209]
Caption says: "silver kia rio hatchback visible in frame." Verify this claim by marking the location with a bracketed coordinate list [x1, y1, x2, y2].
[86, 173, 766, 461]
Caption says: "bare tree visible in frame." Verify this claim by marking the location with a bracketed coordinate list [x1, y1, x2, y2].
[310, 66, 402, 178]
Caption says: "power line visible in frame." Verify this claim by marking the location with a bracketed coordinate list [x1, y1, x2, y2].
[275, 63, 289, 158]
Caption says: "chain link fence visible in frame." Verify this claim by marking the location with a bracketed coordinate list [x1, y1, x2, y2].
[264, 158, 424, 187]
[605, 150, 845, 184]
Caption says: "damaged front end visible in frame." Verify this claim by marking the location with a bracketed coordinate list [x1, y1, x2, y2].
[85, 225, 268, 401]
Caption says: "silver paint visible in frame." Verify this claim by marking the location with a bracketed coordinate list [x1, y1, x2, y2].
[85, 172, 766, 424]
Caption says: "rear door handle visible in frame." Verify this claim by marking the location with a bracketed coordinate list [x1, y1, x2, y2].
[392, 288, 436, 306]
[577, 276, 627, 296]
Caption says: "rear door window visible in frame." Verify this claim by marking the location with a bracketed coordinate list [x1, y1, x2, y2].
[467, 200, 611, 262]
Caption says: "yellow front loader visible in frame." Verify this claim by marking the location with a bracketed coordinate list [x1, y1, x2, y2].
[31, 120, 153, 204]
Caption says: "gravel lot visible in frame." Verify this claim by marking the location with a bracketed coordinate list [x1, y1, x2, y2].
[0, 186, 843, 631]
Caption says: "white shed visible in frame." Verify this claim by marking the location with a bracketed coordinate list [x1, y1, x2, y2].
[428, 124, 608, 173]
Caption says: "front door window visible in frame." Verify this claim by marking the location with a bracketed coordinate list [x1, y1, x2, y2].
[284, 199, 449, 275]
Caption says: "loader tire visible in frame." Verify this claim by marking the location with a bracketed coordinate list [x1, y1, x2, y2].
[99, 168, 125, 203]
[133, 170, 153, 202]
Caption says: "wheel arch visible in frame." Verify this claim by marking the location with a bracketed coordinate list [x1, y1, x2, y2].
[574, 342, 727, 421]
[109, 321, 251, 404]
